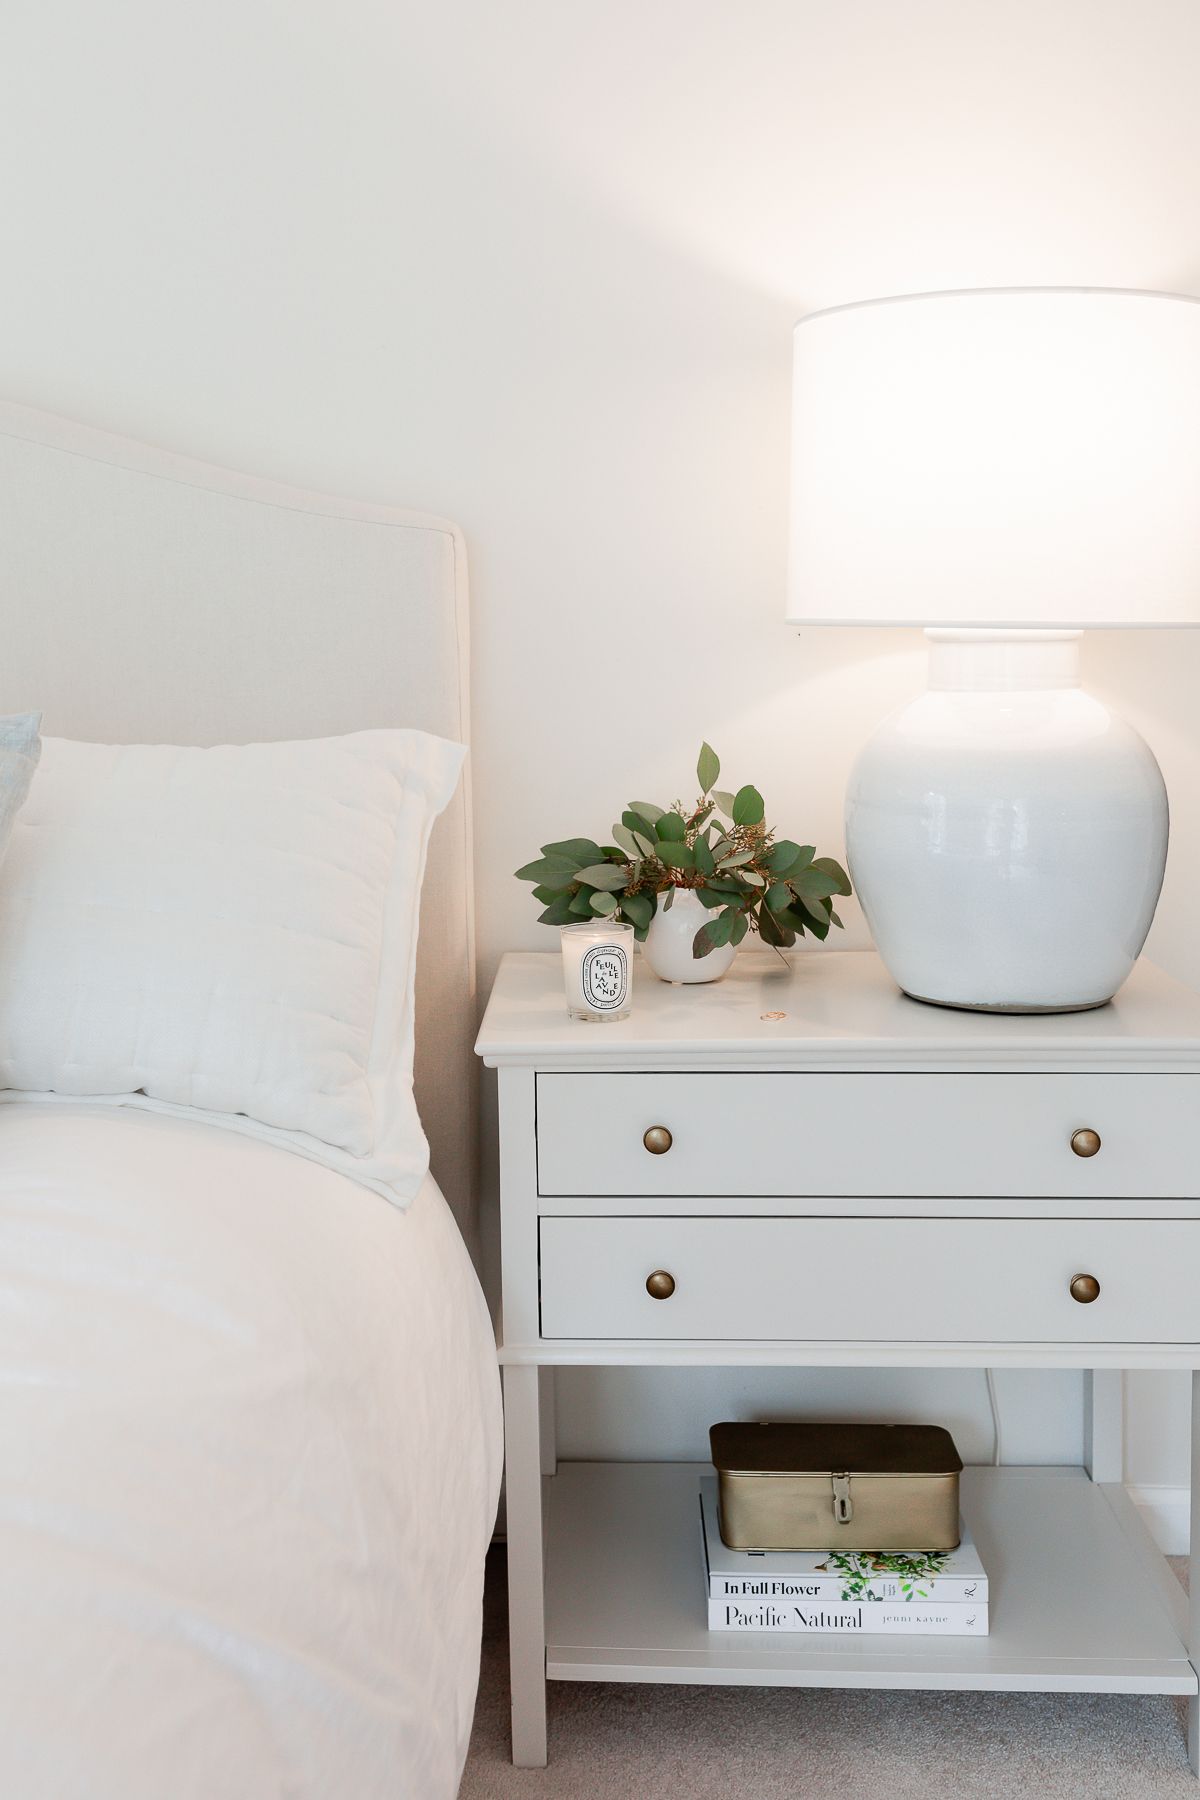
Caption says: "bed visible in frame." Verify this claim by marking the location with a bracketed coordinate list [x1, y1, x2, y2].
[0, 403, 502, 1799]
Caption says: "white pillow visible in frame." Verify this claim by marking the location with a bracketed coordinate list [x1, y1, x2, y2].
[0, 730, 465, 1206]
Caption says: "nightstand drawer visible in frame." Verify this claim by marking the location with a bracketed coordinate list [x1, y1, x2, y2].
[539, 1215, 1200, 1342]
[535, 1072, 1197, 1198]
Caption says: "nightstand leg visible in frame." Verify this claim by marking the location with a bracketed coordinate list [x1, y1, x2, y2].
[1084, 1370, 1124, 1483]
[539, 1367, 557, 1476]
[1188, 1371, 1200, 1778]
[502, 1363, 548, 1767]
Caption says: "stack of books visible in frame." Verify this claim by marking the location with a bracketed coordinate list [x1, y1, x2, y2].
[700, 1477, 989, 1636]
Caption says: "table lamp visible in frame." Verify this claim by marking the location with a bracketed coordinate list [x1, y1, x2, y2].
[787, 287, 1200, 1013]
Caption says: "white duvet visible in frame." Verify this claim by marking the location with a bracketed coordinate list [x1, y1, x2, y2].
[0, 1104, 502, 1800]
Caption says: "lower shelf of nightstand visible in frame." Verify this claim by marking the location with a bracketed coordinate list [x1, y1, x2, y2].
[542, 1461, 1197, 1695]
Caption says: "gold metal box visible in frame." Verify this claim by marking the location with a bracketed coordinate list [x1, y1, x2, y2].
[709, 1421, 963, 1552]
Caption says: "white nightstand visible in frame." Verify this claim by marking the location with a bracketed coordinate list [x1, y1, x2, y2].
[475, 948, 1200, 1771]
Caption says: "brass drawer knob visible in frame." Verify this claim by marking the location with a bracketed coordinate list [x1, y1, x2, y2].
[646, 1270, 676, 1300]
[1070, 1127, 1101, 1158]
[643, 1125, 673, 1155]
[1070, 1273, 1101, 1304]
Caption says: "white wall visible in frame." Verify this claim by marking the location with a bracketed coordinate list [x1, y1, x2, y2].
[3, 0, 1199, 1480]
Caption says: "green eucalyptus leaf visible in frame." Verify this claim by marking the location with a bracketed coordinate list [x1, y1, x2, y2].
[810, 855, 853, 896]
[611, 823, 642, 859]
[696, 886, 730, 910]
[537, 896, 577, 926]
[622, 810, 658, 843]
[629, 800, 665, 823]
[788, 895, 823, 925]
[693, 910, 736, 957]
[712, 789, 737, 816]
[697, 742, 721, 793]
[829, 907, 844, 930]
[767, 840, 816, 875]
[692, 834, 715, 876]
[532, 882, 571, 904]
[655, 811, 687, 843]
[730, 911, 750, 946]
[539, 838, 602, 865]
[569, 888, 597, 916]
[662, 887, 675, 911]
[515, 856, 581, 885]
[765, 881, 794, 914]
[590, 891, 618, 916]
[717, 848, 755, 869]
[620, 892, 653, 930]
[656, 840, 695, 870]
[792, 868, 843, 901]
[740, 869, 765, 887]
[786, 899, 829, 939]
[632, 831, 656, 858]
[758, 905, 795, 948]
[731, 784, 765, 827]
[575, 863, 630, 891]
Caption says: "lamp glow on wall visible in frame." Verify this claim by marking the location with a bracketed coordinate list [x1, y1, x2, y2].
[788, 287, 1200, 1013]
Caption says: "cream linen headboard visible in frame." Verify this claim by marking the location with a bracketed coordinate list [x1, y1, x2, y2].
[0, 401, 478, 1247]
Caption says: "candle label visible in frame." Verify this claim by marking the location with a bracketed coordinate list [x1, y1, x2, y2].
[581, 944, 629, 1011]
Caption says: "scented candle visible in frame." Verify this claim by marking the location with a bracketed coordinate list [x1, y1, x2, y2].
[559, 919, 633, 1022]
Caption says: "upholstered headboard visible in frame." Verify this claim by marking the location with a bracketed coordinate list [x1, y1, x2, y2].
[0, 401, 478, 1246]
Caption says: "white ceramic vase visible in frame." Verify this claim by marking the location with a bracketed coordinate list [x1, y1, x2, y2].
[846, 631, 1168, 1013]
[642, 888, 737, 984]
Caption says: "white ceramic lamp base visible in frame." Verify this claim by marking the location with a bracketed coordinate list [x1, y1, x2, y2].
[845, 631, 1168, 1014]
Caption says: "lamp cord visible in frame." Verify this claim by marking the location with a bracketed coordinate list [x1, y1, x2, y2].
[985, 1368, 1003, 1467]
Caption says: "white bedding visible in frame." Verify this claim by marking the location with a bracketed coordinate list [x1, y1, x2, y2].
[0, 1103, 502, 1800]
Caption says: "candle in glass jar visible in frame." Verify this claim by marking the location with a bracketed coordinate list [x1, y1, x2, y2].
[560, 919, 634, 1022]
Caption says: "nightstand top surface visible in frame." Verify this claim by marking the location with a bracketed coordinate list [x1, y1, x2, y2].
[474, 949, 1200, 1069]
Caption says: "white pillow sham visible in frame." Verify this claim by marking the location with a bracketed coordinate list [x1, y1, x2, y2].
[0, 729, 465, 1206]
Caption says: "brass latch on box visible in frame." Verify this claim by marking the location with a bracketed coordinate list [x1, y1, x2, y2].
[832, 1472, 853, 1524]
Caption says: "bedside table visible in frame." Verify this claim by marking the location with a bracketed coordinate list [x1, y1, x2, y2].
[475, 947, 1200, 1771]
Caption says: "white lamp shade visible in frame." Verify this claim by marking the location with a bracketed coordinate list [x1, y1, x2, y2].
[787, 288, 1200, 628]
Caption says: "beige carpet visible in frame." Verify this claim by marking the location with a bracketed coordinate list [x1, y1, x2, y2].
[460, 1548, 1197, 1799]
